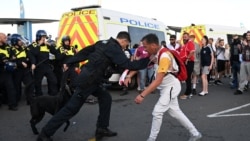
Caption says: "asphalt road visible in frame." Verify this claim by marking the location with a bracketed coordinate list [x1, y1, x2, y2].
[0, 77, 250, 141]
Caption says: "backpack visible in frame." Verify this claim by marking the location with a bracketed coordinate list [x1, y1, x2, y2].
[158, 48, 187, 81]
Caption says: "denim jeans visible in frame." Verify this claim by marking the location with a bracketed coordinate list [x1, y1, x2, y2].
[147, 66, 155, 84]
[231, 61, 240, 87]
[138, 68, 147, 90]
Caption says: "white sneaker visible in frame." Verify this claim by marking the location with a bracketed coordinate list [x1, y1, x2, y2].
[188, 132, 202, 141]
[198, 91, 207, 96]
[189, 94, 193, 98]
[137, 87, 141, 91]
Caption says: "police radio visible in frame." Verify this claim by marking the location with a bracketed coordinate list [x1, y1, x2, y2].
[73, 45, 78, 53]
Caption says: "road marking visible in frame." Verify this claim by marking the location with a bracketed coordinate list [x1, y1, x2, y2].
[207, 103, 250, 118]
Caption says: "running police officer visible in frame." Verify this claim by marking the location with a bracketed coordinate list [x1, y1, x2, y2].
[28, 30, 58, 96]
[37, 31, 151, 141]
[0, 32, 18, 111]
[9, 34, 34, 105]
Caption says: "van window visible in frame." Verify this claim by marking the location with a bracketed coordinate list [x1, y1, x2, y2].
[128, 26, 165, 46]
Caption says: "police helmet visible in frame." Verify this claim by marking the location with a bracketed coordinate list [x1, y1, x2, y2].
[36, 30, 47, 41]
[10, 34, 23, 46]
[61, 35, 71, 43]
[61, 35, 71, 46]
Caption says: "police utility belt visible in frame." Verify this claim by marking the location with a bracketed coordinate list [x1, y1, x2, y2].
[4, 61, 17, 72]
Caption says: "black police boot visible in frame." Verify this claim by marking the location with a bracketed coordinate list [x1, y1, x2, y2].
[8, 105, 18, 111]
[37, 130, 53, 141]
[95, 127, 117, 139]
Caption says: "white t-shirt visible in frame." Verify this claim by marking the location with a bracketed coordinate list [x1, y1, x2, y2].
[216, 46, 226, 60]
[167, 43, 180, 51]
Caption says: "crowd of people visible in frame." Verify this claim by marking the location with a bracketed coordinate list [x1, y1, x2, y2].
[118, 31, 250, 141]
[0, 30, 78, 111]
[1, 29, 250, 141]
[124, 31, 250, 99]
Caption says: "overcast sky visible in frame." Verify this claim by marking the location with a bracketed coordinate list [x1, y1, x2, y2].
[0, 0, 249, 39]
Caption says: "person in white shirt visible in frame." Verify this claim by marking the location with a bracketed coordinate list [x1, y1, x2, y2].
[224, 43, 231, 77]
[214, 38, 226, 85]
[167, 35, 180, 52]
[124, 33, 202, 141]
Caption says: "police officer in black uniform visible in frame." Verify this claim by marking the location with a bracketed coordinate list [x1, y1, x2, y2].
[0, 33, 18, 111]
[28, 30, 58, 96]
[9, 34, 34, 105]
[55, 35, 78, 90]
[37, 31, 151, 141]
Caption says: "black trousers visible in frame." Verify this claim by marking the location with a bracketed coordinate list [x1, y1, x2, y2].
[42, 85, 112, 136]
[42, 68, 112, 136]
[13, 68, 34, 103]
[185, 61, 194, 95]
[51, 60, 62, 91]
[34, 65, 58, 96]
[58, 66, 78, 90]
[0, 71, 17, 107]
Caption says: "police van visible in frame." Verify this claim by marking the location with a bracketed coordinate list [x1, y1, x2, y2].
[180, 24, 247, 45]
[57, 5, 168, 88]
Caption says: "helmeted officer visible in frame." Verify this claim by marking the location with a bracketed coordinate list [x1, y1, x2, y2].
[55, 35, 78, 90]
[37, 31, 151, 141]
[28, 30, 58, 96]
[0, 32, 18, 111]
[9, 34, 34, 105]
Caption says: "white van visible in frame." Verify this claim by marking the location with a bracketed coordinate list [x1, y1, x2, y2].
[57, 5, 168, 88]
[181, 24, 247, 45]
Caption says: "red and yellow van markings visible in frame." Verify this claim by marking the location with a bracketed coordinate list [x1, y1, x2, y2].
[83, 15, 98, 39]
[78, 15, 98, 45]
[85, 15, 98, 30]
[64, 18, 76, 37]
[180, 25, 206, 46]
[71, 31, 85, 48]
[57, 17, 69, 38]
[57, 17, 75, 44]
[57, 9, 99, 49]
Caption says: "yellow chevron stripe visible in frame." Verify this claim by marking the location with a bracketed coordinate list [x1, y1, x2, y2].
[57, 10, 99, 50]
[79, 16, 98, 45]
[60, 17, 74, 39]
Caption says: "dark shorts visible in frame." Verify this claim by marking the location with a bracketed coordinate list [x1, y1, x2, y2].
[217, 60, 226, 72]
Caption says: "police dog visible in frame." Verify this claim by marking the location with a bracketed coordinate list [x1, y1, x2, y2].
[29, 71, 73, 135]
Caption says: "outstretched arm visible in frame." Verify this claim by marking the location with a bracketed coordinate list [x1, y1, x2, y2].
[65, 45, 95, 64]
[123, 70, 138, 87]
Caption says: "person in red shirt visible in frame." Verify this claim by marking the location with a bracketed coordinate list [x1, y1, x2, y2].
[179, 32, 195, 99]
